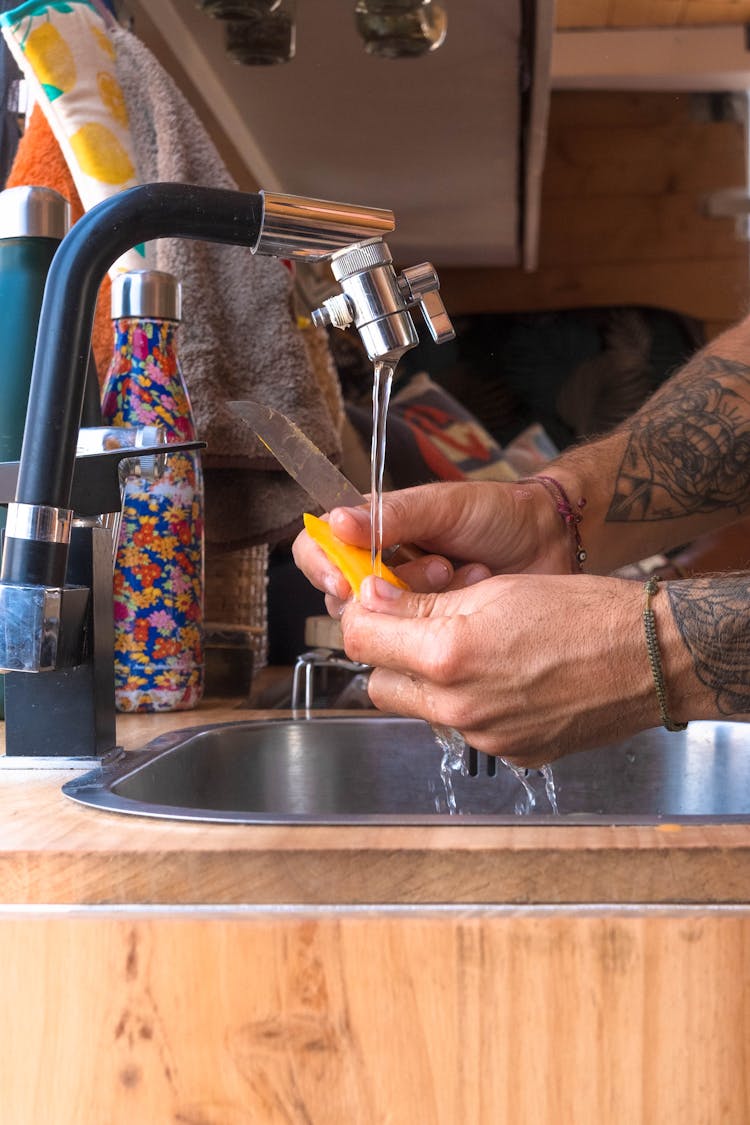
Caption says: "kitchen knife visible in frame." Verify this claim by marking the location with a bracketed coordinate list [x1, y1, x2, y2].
[227, 398, 367, 510]
[226, 399, 421, 563]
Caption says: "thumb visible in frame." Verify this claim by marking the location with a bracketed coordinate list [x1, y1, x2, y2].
[358, 574, 441, 618]
[358, 573, 491, 620]
[358, 569, 498, 620]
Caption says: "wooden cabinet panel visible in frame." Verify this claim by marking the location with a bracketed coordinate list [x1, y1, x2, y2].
[539, 194, 742, 266]
[442, 91, 749, 331]
[542, 118, 746, 200]
[440, 257, 748, 323]
[1, 907, 748, 1124]
[547, 89, 700, 129]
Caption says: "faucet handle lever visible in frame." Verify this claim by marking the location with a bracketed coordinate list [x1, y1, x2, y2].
[416, 288, 455, 345]
[398, 263, 455, 345]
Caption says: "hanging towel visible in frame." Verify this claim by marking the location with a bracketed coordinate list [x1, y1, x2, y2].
[2, 2, 343, 548]
[0, 0, 23, 187]
[109, 24, 342, 549]
[6, 103, 112, 374]
[1, 0, 145, 275]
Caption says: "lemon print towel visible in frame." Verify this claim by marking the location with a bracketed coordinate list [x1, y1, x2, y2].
[1, 0, 145, 274]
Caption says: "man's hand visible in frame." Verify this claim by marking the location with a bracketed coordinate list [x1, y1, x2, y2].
[291, 480, 572, 614]
[341, 572, 672, 766]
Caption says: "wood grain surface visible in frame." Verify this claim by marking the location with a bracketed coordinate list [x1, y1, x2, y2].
[557, 1, 750, 27]
[1, 906, 748, 1125]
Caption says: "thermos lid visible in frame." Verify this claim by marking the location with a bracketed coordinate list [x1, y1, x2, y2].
[0, 185, 70, 240]
[111, 269, 182, 321]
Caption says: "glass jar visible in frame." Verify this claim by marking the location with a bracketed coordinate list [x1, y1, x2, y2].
[224, 1, 296, 65]
[354, 0, 447, 58]
[196, 0, 280, 18]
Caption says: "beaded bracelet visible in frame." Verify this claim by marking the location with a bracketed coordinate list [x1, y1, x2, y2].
[642, 576, 688, 733]
[518, 475, 587, 573]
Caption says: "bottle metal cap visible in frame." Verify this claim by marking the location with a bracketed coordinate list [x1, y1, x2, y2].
[111, 269, 182, 321]
[0, 185, 70, 241]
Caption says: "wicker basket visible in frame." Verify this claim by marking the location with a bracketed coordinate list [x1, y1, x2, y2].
[204, 542, 269, 674]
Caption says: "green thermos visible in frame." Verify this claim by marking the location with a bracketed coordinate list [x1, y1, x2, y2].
[0, 185, 71, 718]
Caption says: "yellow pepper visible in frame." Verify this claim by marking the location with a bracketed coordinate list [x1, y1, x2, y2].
[303, 512, 409, 597]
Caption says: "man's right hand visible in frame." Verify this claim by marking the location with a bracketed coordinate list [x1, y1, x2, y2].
[291, 479, 574, 613]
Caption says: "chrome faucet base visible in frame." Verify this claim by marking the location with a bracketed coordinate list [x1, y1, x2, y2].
[0, 583, 64, 672]
[2, 525, 117, 758]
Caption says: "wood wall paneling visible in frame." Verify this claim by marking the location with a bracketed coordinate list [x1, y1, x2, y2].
[556, 1, 750, 28]
[440, 91, 750, 333]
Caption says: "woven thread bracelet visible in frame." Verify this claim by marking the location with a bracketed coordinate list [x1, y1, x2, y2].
[519, 475, 587, 573]
[642, 576, 687, 733]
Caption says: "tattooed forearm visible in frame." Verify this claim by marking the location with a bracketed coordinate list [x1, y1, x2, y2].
[667, 575, 750, 715]
[607, 354, 750, 523]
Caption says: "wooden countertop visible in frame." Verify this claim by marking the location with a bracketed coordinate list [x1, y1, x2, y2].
[1, 697, 748, 907]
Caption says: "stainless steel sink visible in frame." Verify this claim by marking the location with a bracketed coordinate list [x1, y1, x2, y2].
[62, 715, 750, 824]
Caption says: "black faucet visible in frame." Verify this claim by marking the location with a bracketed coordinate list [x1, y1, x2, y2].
[0, 185, 265, 759]
[2, 184, 265, 589]
[0, 182, 449, 760]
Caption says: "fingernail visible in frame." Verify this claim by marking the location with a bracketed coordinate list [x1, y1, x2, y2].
[323, 572, 344, 597]
[370, 575, 405, 601]
[463, 565, 489, 587]
[334, 506, 369, 530]
[425, 558, 451, 587]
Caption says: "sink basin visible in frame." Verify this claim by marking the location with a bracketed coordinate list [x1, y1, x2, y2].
[62, 715, 750, 824]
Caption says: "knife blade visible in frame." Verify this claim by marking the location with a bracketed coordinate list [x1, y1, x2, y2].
[227, 399, 367, 510]
[226, 399, 422, 564]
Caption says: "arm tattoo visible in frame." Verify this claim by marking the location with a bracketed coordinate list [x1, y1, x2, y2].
[668, 575, 750, 715]
[607, 355, 750, 522]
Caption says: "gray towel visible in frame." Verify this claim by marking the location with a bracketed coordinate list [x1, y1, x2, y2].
[112, 26, 341, 549]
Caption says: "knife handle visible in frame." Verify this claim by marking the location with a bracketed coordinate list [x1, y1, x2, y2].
[384, 542, 424, 566]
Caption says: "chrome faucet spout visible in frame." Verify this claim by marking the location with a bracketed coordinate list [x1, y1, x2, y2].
[256, 191, 395, 259]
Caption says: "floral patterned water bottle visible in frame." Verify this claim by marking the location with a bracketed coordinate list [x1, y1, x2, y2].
[101, 269, 204, 712]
